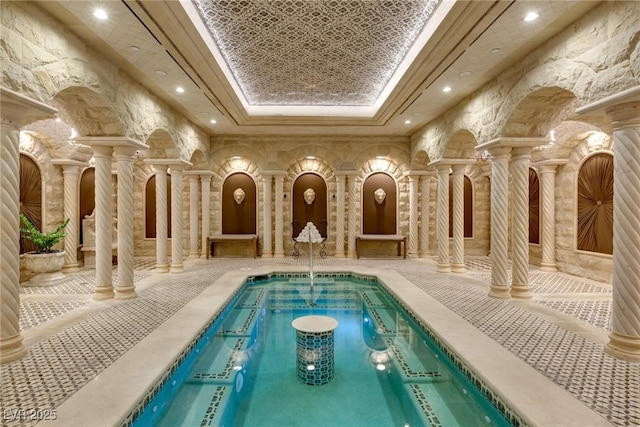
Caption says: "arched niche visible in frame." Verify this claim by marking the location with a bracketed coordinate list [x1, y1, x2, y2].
[292, 172, 328, 239]
[145, 174, 172, 238]
[79, 167, 95, 244]
[222, 172, 256, 234]
[20, 153, 42, 254]
[362, 172, 397, 234]
[577, 152, 613, 254]
[529, 168, 540, 244]
[448, 174, 473, 238]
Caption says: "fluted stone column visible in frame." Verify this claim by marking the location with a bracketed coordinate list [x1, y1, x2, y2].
[200, 173, 213, 259]
[261, 174, 273, 257]
[146, 161, 170, 272]
[113, 140, 147, 300]
[419, 173, 434, 258]
[169, 161, 191, 273]
[334, 174, 346, 257]
[0, 88, 56, 364]
[82, 142, 115, 300]
[450, 163, 469, 273]
[535, 161, 566, 272]
[404, 172, 419, 258]
[347, 174, 359, 258]
[431, 162, 451, 273]
[274, 174, 286, 257]
[510, 146, 534, 299]
[479, 144, 511, 298]
[605, 100, 640, 361]
[52, 160, 87, 272]
[187, 174, 200, 259]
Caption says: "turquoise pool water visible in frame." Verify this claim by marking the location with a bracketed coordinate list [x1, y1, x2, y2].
[132, 274, 515, 426]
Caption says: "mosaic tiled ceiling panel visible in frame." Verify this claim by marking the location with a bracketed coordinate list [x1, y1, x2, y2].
[192, 0, 441, 107]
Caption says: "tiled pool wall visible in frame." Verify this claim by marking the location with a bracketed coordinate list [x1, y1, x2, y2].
[121, 271, 527, 427]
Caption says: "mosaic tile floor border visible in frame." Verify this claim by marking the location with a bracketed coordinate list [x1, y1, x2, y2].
[1, 257, 636, 427]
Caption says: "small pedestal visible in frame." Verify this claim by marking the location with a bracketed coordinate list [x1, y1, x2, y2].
[292, 315, 339, 386]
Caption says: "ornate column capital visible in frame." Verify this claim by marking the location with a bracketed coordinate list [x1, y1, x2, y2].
[0, 86, 57, 127]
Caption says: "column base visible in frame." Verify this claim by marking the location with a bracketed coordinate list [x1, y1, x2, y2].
[436, 263, 451, 273]
[419, 251, 430, 258]
[170, 263, 184, 273]
[0, 334, 27, 364]
[346, 250, 356, 259]
[451, 263, 466, 273]
[262, 251, 273, 258]
[334, 250, 345, 258]
[510, 284, 532, 299]
[155, 263, 170, 273]
[488, 285, 510, 299]
[62, 263, 81, 272]
[188, 252, 200, 259]
[115, 286, 138, 300]
[408, 252, 419, 259]
[273, 250, 285, 258]
[540, 262, 558, 272]
[93, 286, 115, 300]
[605, 331, 640, 362]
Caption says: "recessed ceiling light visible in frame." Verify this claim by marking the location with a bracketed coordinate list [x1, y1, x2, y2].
[443, 86, 452, 93]
[130, 45, 140, 52]
[524, 11, 539, 22]
[93, 8, 108, 20]
[404, 120, 411, 124]
[176, 86, 185, 93]
[155, 70, 167, 76]
[210, 119, 217, 124]
[491, 47, 501, 54]
[459, 71, 471, 77]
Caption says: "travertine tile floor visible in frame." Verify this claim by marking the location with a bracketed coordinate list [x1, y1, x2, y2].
[1, 256, 637, 426]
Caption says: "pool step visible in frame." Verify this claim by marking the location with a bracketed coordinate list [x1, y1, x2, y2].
[385, 337, 450, 384]
[219, 307, 261, 336]
[268, 288, 361, 310]
[154, 384, 235, 427]
[187, 336, 254, 385]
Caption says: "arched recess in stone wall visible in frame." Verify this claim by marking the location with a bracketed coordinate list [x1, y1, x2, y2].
[79, 167, 95, 245]
[442, 129, 477, 160]
[189, 149, 209, 170]
[412, 149, 431, 169]
[19, 153, 43, 254]
[221, 172, 257, 234]
[500, 86, 578, 138]
[145, 129, 179, 160]
[576, 152, 614, 255]
[362, 172, 397, 235]
[52, 86, 123, 137]
[529, 168, 540, 244]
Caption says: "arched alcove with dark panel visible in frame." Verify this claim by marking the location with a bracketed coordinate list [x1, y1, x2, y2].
[529, 168, 540, 245]
[448, 174, 473, 238]
[356, 172, 405, 258]
[362, 172, 396, 234]
[144, 174, 172, 239]
[577, 153, 613, 255]
[19, 154, 42, 254]
[79, 167, 95, 245]
[208, 172, 259, 258]
[292, 173, 328, 239]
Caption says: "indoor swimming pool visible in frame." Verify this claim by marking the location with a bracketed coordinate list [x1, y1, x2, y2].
[131, 273, 518, 427]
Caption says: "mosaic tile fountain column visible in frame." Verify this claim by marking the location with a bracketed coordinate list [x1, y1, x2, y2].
[419, 173, 433, 258]
[53, 160, 87, 272]
[274, 174, 286, 257]
[292, 316, 339, 385]
[147, 162, 169, 273]
[114, 141, 147, 300]
[334, 174, 346, 257]
[0, 88, 56, 363]
[604, 100, 640, 362]
[169, 161, 190, 273]
[261, 174, 273, 257]
[451, 164, 467, 273]
[434, 163, 451, 273]
[480, 144, 511, 299]
[510, 146, 534, 299]
[188, 173, 200, 259]
[200, 173, 213, 259]
[406, 173, 419, 258]
[347, 174, 359, 259]
[536, 161, 565, 272]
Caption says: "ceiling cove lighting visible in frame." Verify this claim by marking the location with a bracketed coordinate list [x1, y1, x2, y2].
[524, 12, 539, 22]
[93, 8, 108, 20]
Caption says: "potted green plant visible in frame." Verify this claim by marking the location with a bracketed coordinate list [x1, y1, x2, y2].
[20, 214, 70, 286]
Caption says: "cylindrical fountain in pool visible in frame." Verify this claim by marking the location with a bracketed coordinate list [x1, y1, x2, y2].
[292, 315, 339, 385]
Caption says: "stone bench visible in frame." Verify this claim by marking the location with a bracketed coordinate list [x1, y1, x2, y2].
[206, 234, 258, 259]
[355, 234, 407, 259]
